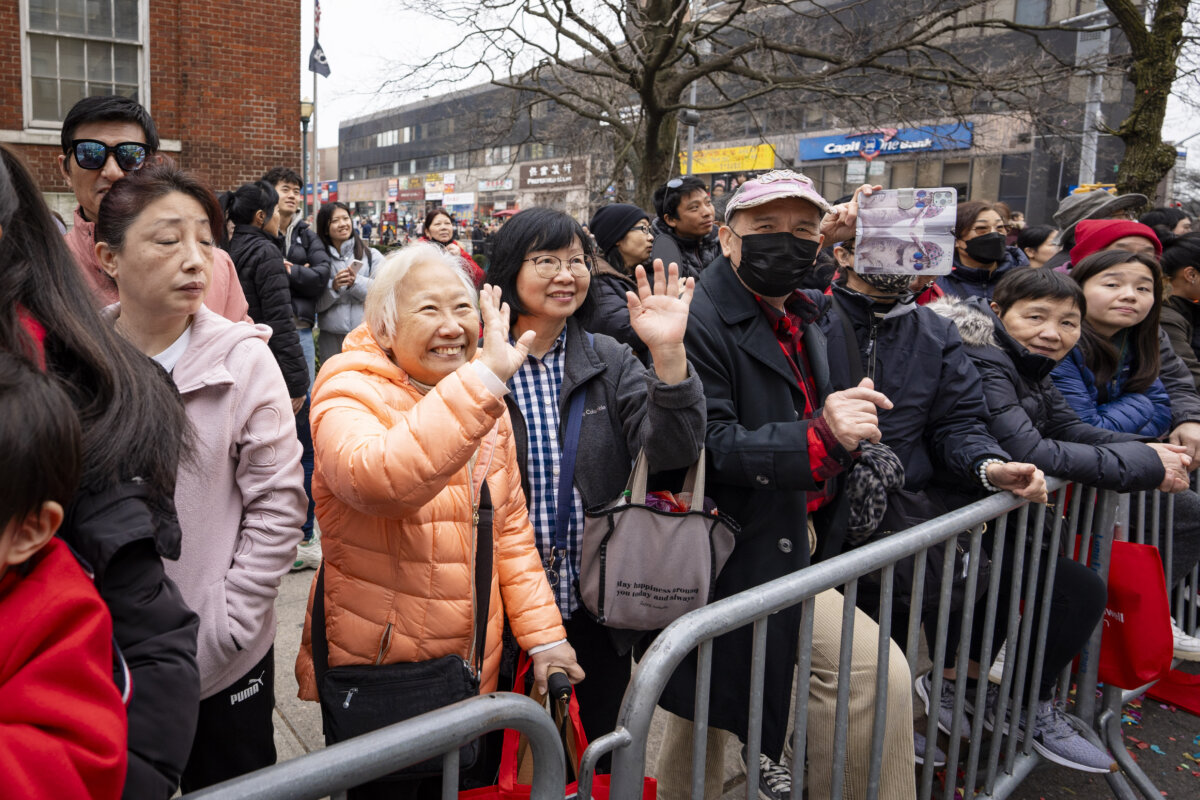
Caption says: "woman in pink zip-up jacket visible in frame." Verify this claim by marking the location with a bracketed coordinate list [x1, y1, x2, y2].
[94, 161, 306, 792]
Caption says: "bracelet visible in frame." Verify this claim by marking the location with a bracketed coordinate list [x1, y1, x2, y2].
[978, 458, 1006, 492]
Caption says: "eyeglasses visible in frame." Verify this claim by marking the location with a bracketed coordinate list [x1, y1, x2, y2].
[630, 224, 653, 236]
[524, 254, 592, 278]
[71, 139, 148, 171]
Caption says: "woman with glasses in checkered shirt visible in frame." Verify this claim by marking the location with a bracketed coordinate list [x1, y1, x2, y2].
[484, 207, 707, 755]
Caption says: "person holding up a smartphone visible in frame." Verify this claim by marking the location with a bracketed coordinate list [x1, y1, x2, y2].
[315, 202, 385, 365]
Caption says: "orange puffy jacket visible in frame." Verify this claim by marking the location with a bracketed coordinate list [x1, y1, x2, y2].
[295, 326, 566, 699]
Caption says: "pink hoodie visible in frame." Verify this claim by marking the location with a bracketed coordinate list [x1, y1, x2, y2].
[66, 207, 251, 323]
[110, 305, 306, 697]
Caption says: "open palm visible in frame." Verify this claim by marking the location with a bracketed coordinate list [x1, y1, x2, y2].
[479, 284, 534, 382]
[626, 259, 695, 349]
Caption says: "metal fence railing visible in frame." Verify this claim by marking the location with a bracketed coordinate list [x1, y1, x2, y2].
[584, 478, 1178, 800]
[180, 693, 565, 800]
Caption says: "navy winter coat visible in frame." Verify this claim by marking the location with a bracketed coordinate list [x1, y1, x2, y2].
[817, 282, 1008, 490]
[1051, 346, 1172, 438]
[930, 297, 1164, 491]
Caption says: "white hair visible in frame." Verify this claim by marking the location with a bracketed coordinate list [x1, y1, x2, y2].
[364, 241, 478, 351]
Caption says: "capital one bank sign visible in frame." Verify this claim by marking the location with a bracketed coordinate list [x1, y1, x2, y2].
[798, 123, 973, 162]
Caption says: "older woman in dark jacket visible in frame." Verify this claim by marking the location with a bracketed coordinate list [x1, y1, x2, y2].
[484, 207, 705, 749]
[932, 269, 1200, 671]
[925, 272, 1194, 770]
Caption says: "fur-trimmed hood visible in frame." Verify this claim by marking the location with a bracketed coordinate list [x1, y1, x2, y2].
[925, 296, 998, 348]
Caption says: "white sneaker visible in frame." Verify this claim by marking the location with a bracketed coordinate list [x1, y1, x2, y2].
[988, 639, 1007, 684]
[1171, 619, 1200, 662]
[292, 537, 323, 571]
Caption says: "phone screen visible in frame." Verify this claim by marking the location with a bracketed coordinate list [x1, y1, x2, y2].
[854, 187, 957, 275]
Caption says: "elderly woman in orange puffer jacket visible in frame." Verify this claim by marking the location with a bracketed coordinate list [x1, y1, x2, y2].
[295, 242, 583, 795]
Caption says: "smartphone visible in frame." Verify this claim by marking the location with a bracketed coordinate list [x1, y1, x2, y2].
[348, 259, 364, 276]
[854, 187, 958, 275]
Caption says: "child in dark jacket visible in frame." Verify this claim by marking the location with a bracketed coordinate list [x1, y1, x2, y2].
[0, 353, 127, 800]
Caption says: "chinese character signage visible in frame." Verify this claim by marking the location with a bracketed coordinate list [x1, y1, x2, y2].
[478, 177, 515, 192]
[387, 178, 399, 199]
[518, 159, 585, 189]
[424, 173, 444, 200]
[678, 144, 776, 175]
[797, 124, 973, 162]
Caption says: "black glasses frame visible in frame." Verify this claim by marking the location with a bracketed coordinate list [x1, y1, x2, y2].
[71, 139, 149, 171]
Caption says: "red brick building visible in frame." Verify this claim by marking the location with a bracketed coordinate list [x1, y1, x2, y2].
[0, 0, 301, 217]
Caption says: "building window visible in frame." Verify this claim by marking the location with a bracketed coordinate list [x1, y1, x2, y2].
[1015, 0, 1048, 25]
[23, 0, 147, 127]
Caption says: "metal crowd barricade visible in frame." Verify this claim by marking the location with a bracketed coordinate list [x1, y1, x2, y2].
[180, 693, 565, 800]
[584, 478, 1163, 800]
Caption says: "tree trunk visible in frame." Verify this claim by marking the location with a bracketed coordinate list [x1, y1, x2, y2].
[1108, 0, 1187, 203]
[634, 111, 679, 211]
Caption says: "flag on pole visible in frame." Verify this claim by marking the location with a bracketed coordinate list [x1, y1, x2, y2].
[309, 41, 330, 76]
[308, 1, 330, 76]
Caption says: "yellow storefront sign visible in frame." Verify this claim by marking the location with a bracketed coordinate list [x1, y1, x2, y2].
[679, 144, 776, 174]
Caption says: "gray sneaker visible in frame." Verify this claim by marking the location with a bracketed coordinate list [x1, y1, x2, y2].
[915, 673, 999, 738]
[914, 730, 947, 767]
[1026, 700, 1117, 774]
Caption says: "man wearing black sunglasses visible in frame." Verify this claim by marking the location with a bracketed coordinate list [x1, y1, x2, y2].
[58, 95, 248, 323]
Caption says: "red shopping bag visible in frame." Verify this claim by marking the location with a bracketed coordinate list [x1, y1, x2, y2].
[1095, 540, 1174, 690]
[460, 653, 656, 799]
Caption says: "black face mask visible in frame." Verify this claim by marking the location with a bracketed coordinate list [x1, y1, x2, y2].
[734, 232, 820, 296]
[964, 232, 1007, 265]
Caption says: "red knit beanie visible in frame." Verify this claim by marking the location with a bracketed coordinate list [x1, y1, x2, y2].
[1070, 219, 1162, 264]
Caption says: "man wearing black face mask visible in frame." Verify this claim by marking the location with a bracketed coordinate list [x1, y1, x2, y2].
[654, 171, 921, 800]
[936, 201, 1030, 301]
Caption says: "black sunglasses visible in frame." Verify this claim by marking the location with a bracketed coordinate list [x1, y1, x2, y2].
[70, 139, 148, 171]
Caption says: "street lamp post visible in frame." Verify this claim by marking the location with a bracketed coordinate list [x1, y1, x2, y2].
[299, 97, 314, 219]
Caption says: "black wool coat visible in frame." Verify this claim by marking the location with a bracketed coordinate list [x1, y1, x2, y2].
[657, 257, 851, 759]
[230, 224, 309, 398]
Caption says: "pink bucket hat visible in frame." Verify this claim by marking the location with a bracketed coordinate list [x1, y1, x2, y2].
[724, 169, 831, 222]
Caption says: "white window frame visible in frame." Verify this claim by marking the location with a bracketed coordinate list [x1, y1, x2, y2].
[19, 0, 152, 131]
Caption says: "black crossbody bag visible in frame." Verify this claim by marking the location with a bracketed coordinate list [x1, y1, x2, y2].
[311, 482, 493, 779]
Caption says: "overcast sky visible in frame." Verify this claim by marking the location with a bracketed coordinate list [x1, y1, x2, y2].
[299, 2, 1200, 166]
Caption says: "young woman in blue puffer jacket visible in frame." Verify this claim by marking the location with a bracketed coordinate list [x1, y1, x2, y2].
[1051, 250, 1173, 438]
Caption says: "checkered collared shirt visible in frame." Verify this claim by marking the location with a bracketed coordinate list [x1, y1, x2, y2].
[509, 329, 586, 618]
